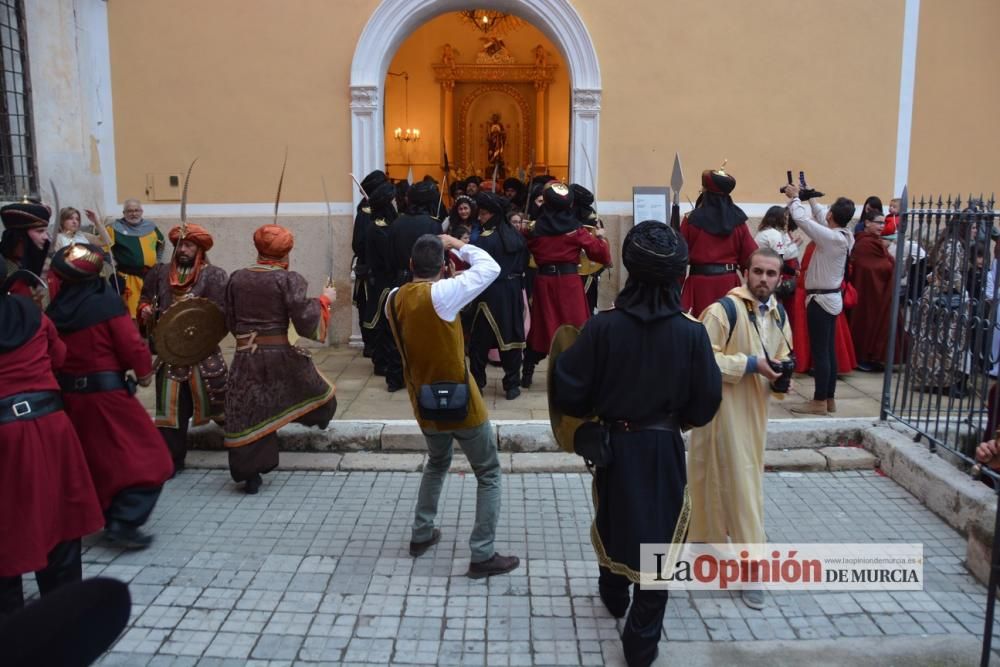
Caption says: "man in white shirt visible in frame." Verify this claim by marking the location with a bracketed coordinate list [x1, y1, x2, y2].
[386, 234, 520, 578]
[783, 185, 856, 415]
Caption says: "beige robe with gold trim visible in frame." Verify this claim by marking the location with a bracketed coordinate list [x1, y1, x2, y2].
[687, 285, 792, 549]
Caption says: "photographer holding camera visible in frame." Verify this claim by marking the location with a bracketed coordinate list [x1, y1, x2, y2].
[687, 248, 793, 610]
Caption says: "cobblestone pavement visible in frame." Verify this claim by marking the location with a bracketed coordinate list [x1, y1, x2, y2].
[71, 469, 996, 666]
[135, 345, 886, 422]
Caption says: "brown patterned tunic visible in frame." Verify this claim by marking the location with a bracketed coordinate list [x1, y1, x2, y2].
[223, 265, 335, 478]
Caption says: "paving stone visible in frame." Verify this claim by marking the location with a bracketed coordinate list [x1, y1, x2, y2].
[818, 446, 877, 471]
[92, 468, 991, 666]
[339, 452, 425, 471]
[764, 449, 827, 471]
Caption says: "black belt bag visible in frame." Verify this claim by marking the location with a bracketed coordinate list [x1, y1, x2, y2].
[417, 382, 470, 422]
[58, 371, 137, 396]
[0, 391, 63, 425]
[689, 263, 738, 276]
[538, 263, 579, 276]
[806, 288, 841, 295]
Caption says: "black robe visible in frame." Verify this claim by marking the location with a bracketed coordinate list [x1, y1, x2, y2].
[551, 307, 722, 580]
[363, 218, 394, 330]
[470, 221, 528, 349]
[389, 213, 442, 281]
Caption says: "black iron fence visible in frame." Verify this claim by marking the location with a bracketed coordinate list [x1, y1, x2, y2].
[879, 191, 999, 666]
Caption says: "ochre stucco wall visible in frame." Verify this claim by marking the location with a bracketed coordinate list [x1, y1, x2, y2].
[108, 0, 370, 204]
[576, 0, 905, 204]
[108, 0, 915, 207]
[907, 0, 1000, 197]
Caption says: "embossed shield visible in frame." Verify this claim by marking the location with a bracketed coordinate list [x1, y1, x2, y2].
[151, 297, 227, 366]
[547, 324, 597, 454]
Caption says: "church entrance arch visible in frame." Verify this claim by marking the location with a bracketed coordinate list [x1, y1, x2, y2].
[350, 0, 601, 209]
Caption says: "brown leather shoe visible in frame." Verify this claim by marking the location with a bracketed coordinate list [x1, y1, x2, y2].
[409, 529, 441, 557]
[826, 398, 837, 413]
[467, 553, 520, 579]
[789, 399, 829, 416]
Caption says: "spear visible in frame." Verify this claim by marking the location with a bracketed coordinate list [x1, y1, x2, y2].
[670, 152, 684, 230]
[436, 141, 451, 218]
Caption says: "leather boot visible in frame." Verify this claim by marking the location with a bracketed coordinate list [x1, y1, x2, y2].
[826, 398, 837, 413]
[520, 362, 535, 389]
[790, 399, 829, 416]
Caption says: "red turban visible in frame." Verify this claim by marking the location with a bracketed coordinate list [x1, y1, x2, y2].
[169, 223, 214, 251]
[253, 224, 294, 258]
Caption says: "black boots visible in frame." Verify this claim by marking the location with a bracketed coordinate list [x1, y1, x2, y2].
[520, 362, 535, 388]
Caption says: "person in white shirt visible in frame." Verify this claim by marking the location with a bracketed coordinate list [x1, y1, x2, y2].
[51, 208, 96, 252]
[385, 233, 520, 579]
[782, 185, 856, 415]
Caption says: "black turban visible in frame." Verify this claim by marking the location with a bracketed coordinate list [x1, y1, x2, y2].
[615, 220, 688, 322]
[570, 184, 594, 208]
[47, 244, 126, 333]
[534, 182, 579, 236]
[360, 170, 388, 197]
[475, 192, 506, 217]
[407, 180, 439, 210]
[687, 168, 747, 236]
[368, 181, 398, 223]
[0, 259, 41, 354]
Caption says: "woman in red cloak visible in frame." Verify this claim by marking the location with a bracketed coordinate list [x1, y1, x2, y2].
[0, 254, 103, 613]
[46, 244, 172, 550]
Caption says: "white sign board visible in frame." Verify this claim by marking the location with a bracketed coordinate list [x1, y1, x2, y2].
[632, 187, 671, 225]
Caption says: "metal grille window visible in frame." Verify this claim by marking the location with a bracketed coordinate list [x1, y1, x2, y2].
[0, 0, 35, 200]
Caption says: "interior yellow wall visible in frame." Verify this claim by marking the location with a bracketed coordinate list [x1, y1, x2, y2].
[108, 0, 372, 203]
[575, 0, 905, 204]
[907, 0, 1000, 198]
[383, 14, 569, 183]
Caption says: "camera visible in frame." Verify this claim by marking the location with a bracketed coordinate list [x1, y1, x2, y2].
[769, 356, 796, 393]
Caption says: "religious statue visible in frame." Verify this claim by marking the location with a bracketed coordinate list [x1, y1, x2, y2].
[441, 43, 457, 70]
[533, 44, 547, 69]
[487, 113, 506, 167]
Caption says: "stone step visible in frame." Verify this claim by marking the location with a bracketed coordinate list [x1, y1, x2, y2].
[184, 448, 874, 474]
[190, 418, 879, 456]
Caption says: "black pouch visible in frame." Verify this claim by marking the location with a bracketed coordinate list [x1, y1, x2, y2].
[418, 382, 469, 421]
[574, 421, 613, 467]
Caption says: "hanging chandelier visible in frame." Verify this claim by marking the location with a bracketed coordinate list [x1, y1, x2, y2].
[457, 10, 525, 36]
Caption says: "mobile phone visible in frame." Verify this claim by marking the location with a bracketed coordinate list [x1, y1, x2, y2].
[799, 171, 807, 188]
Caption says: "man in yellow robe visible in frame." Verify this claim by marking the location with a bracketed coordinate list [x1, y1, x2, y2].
[687, 248, 793, 610]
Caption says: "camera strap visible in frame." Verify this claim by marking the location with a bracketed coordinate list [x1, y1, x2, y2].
[745, 299, 793, 365]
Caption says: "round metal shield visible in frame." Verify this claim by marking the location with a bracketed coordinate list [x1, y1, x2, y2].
[547, 324, 597, 454]
[577, 226, 605, 276]
[151, 297, 227, 366]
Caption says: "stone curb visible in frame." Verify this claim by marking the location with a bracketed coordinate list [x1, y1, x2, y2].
[188, 417, 878, 454]
[860, 424, 997, 585]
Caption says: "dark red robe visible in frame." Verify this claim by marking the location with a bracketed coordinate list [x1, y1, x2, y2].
[524, 228, 611, 355]
[792, 244, 857, 374]
[0, 317, 103, 577]
[679, 218, 757, 317]
[849, 231, 895, 364]
[58, 314, 173, 509]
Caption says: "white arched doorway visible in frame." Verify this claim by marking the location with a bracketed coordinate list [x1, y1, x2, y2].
[350, 0, 601, 210]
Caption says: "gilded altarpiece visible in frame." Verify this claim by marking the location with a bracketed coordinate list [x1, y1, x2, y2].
[433, 59, 557, 177]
